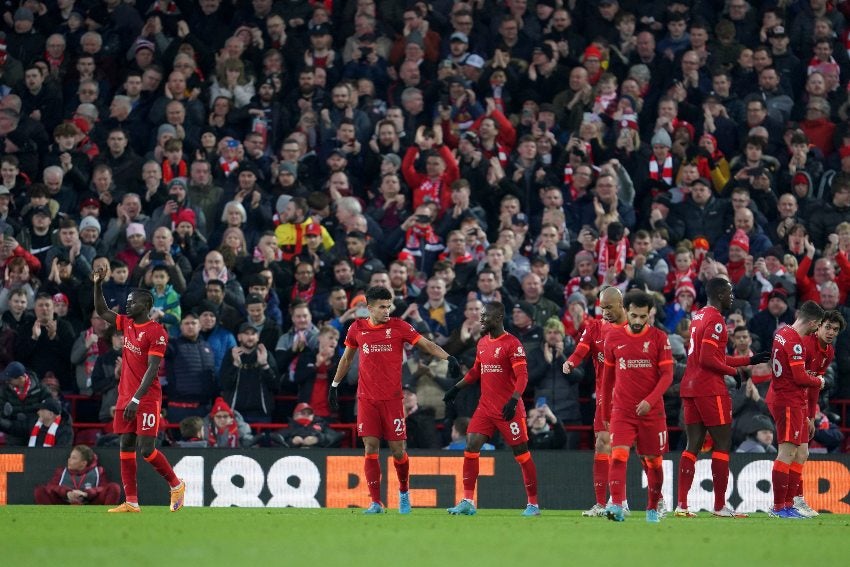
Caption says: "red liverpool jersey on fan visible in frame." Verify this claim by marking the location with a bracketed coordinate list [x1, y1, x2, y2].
[802, 334, 834, 417]
[344, 317, 422, 400]
[680, 306, 749, 397]
[767, 325, 823, 408]
[115, 314, 168, 404]
[601, 325, 674, 420]
[464, 332, 528, 417]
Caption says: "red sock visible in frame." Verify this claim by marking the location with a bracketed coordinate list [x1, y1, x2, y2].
[772, 461, 790, 511]
[144, 449, 180, 488]
[795, 462, 805, 498]
[643, 456, 663, 510]
[609, 447, 629, 506]
[593, 454, 610, 505]
[463, 451, 479, 501]
[364, 454, 382, 504]
[788, 462, 803, 508]
[711, 451, 730, 512]
[120, 451, 138, 504]
[677, 451, 697, 509]
[515, 452, 538, 506]
[393, 453, 410, 493]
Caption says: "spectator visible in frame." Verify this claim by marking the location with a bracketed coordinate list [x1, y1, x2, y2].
[275, 299, 319, 394]
[175, 416, 208, 448]
[736, 414, 777, 454]
[444, 416, 494, 451]
[526, 404, 568, 450]
[196, 302, 236, 375]
[15, 293, 75, 392]
[402, 383, 440, 449]
[293, 325, 339, 419]
[281, 402, 340, 448]
[527, 318, 582, 448]
[164, 313, 218, 423]
[220, 322, 278, 423]
[749, 288, 795, 352]
[25, 397, 73, 448]
[33, 445, 121, 505]
[203, 397, 254, 448]
[808, 174, 850, 249]
[0, 361, 46, 445]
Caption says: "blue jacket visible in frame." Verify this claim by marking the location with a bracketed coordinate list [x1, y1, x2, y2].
[165, 336, 218, 404]
[200, 325, 237, 377]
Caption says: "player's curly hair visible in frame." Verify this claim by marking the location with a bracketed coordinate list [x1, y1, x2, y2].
[821, 309, 847, 332]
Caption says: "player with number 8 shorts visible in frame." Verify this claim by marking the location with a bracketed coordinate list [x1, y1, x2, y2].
[443, 301, 540, 517]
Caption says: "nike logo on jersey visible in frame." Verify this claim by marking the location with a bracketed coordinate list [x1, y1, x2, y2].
[617, 344, 626, 349]
[595, 339, 604, 344]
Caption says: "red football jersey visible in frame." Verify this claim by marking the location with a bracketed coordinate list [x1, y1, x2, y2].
[767, 325, 823, 408]
[567, 319, 626, 382]
[802, 334, 834, 418]
[115, 314, 168, 405]
[344, 317, 422, 401]
[464, 332, 528, 417]
[680, 306, 749, 398]
[601, 325, 674, 421]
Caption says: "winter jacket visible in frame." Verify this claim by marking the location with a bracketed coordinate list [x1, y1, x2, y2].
[527, 340, 583, 423]
[220, 349, 279, 419]
[164, 337, 218, 404]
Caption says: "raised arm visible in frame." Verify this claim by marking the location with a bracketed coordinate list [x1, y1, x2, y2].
[92, 268, 117, 326]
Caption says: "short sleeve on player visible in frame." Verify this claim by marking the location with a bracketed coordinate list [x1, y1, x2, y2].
[115, 314, 125, 332]
[148, 325, 168, 357]
[786, 341, 805, 366]
[343, 323, 359, 349]
[398, 319, 422, 345]
[658, 332, 674, 366]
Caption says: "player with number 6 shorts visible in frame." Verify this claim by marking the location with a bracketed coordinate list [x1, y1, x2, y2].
[765, 301, 828, 518]
[600, 291, 673, 523]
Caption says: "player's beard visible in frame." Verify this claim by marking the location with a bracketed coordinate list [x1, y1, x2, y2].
[629, 322, 645, 334]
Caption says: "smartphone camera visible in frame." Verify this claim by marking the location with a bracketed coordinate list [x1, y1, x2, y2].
[536, 396, 547, 409]
[355, 306, 369, 318]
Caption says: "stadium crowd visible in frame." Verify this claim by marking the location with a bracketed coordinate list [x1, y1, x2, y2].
[0, 0, 849, 452]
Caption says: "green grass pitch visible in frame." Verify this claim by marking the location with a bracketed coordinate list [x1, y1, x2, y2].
[2, 506, 848, 566]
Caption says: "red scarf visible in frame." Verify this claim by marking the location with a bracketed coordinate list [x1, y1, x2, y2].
[162, 159, 187, 183]
[596, 236, 628, 279]
[415, 178, 443, 210]
[29, 416, 61, 447]
[219, 157, 239, 177]
[404, 224, 442, 256]
[12, 375, 31, 401]
[208, 422, 239, 448]
[291, 279, 317, 302]
[649, 155, 673, 184]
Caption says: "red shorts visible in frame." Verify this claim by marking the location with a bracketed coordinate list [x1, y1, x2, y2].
[468, 407, 528, 446]
[112, 398, 161, 436]
[768, 404, 806, 445]
[358, 398, 406, 441]
[682, 394, 733, 427]
[609, 408, 668, 455]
